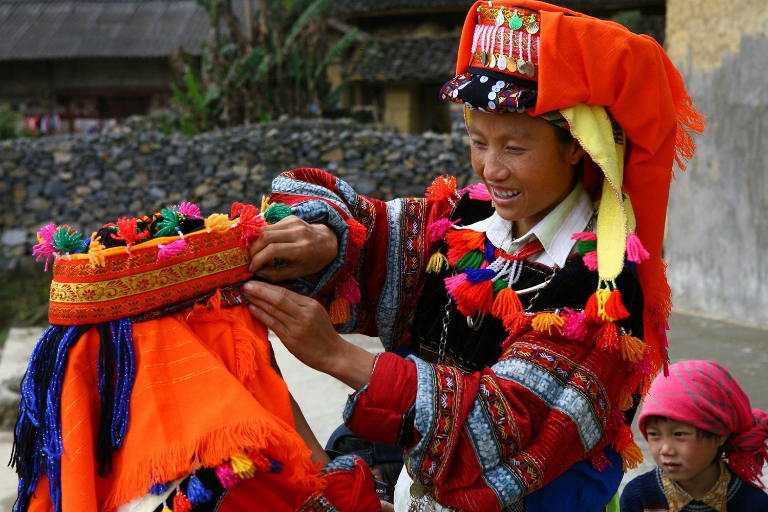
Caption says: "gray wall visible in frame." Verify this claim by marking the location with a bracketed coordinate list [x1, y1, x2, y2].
[665, 0, 768, 328]
[1, 118, 473, 270]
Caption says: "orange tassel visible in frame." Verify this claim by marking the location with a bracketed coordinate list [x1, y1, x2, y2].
[604, 289, 630, 320]
[346, 219, 367, 247]
[531, 312, 565, 336]
[260, 195, 271, 213]
[329, 295, 351, 325]
[619, 334, 645, 363]
[618, 384, 635, 411]
[614, 424, 643, 470]
[596, 322, 620, 351]
[205, 213, 232, 233]
[491, 287, 523, 318]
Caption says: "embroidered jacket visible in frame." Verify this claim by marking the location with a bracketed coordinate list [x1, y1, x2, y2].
[272, 168, 649, 511]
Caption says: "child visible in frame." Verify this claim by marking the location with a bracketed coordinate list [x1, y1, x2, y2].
[621, 360, 768, 511]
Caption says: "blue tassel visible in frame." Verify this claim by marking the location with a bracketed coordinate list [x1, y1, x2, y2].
[111, 318, 135, 449]
[149, 481, 170, 495]
[465, 267, 496, 283]
[483, 238, 496, 262]
[268, 456, 283, 474]
[187, 473, 213, 505]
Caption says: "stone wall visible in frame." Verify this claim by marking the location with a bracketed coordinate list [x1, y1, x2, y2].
[0, 118, 473, 270]
[665, 0, 768, 327]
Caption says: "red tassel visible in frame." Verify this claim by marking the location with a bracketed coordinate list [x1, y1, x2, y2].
[425, 175, 457, 203]
[237, 204, 266, 244]
[113, 217, 149, 256]
[346, 219, 367, 247]
[585, 291, 601, 322]
[604, 289, 630, 320]
[339, 276, 361, 305]
[596, 322, 620, 351]
[230, 202, 245, 219]
[454, 280, 493, 316]
[248, 451, 273, 473]
[173, 488, 193, 512]
[491, 287, 523, 318]
[503, 312, 532, 336]
[589, 451, 612, 473]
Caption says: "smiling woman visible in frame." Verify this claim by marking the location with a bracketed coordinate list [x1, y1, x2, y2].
[239, 1, 708, 510]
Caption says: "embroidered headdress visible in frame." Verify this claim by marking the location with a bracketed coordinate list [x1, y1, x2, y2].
[439, 0, 706, 377]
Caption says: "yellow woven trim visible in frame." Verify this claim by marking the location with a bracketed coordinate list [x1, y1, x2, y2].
[561, 104, 627, 281]
[50, 247, 249, 304]
[59, 227, 217, 261]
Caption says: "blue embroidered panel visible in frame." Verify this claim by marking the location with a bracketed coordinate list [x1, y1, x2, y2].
[375, 198, 406, 350]
[465, 397, 502, 472]
[482, 464, 525, 505]
[492, 358, 602, 451]
[405, 356, 437, 477]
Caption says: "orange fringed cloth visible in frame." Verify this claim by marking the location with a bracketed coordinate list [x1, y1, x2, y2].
[14, 207, 381, 512]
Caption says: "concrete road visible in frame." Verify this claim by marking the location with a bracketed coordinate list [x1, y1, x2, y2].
[1, 311, 766, 508]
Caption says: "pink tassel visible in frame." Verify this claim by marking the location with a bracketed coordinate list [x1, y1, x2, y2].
[571, 232, 597, 241]
[158, 237, 187, 260]
[215, 463, 241, 489]
[33, 222, 58, 271]
[444, 273, 467, 298]
[458, 183, 492, 201]
[176, 202, 201, 217]
[428, 218, 460, 242]
[582, 251, 598, 271]
[339, 276, 361, 305]
[626, 232, 650, 264]
[562, 309, 588, 341]
[632, 351, 653, 376]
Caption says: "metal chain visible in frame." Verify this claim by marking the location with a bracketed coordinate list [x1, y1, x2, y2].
[437, 294, 453, 365]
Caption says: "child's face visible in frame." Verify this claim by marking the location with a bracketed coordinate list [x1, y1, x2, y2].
[645, 418, 726, 496]
[467, 110, 584, 237]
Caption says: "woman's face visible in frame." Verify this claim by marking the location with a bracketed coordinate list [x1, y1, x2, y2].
[468, 110, 584, 238]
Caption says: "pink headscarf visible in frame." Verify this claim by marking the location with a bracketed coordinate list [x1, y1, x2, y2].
[638, 360, 768, 487]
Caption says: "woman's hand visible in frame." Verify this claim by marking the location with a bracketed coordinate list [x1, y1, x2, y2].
[248, 216, 338, 282]
[242, 280, 374, 391]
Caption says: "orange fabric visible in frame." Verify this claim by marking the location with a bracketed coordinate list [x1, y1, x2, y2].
[28, 302, 322, 511]
[456, 0, 706, 373]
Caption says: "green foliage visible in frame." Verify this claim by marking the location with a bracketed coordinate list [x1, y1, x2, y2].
[610, 10, 643, 32]
[171, 0, 359, 132]
[0, 104, 22, 140]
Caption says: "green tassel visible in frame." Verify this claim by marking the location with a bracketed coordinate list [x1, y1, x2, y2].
[492, 279, 508, 296]
[576, 239, 597, 256]
[455, 250, 484, 270]
[263, 203, 293, 224]
[155, 207, 181, 237]
[53, 226, 84, 253]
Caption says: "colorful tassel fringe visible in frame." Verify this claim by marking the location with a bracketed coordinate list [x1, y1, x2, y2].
[531, 312, 565, 336]
[425, 175, 457, 203]
[428, 218, 459, 242]
[329, 295, 351, 325]
[346, 219, 367, 247]
[263, 202, 293, 225]
[88, 233, 107, 268]
[426, 252, 448, 273]
[173, 487, 193, 512]
[491, 287, 523, 318]
[205, 213, 232, 233]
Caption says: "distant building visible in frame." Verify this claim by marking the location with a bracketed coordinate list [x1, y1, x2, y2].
[0, 0, 665, 135]
[333, 0, 666, 133]
[0, 0, 215, 133]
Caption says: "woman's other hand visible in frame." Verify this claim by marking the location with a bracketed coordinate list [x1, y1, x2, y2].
[242, 281, 374, 391]
[248, 216, 338, 282]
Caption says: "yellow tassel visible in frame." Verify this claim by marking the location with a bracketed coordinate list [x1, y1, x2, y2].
[162, 506, 171, 512]
[88, 232, 106, 268]
[618, 385, 634, 411]
[595, 288, 614, 322]
[329, 295, 351, 325]
[531, 312, 565, 336]
[619, 334, 646, 363]
[230, 453, 256, 479]
[205, 213, 233, 233]
[620, 442, 643, 471]
[260, 195, 271, 213]
[426, 252, 448, 273]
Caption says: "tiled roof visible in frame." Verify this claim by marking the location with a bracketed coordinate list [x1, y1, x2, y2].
[347, 36, 459, 83]
[0, 0, 220, 60]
